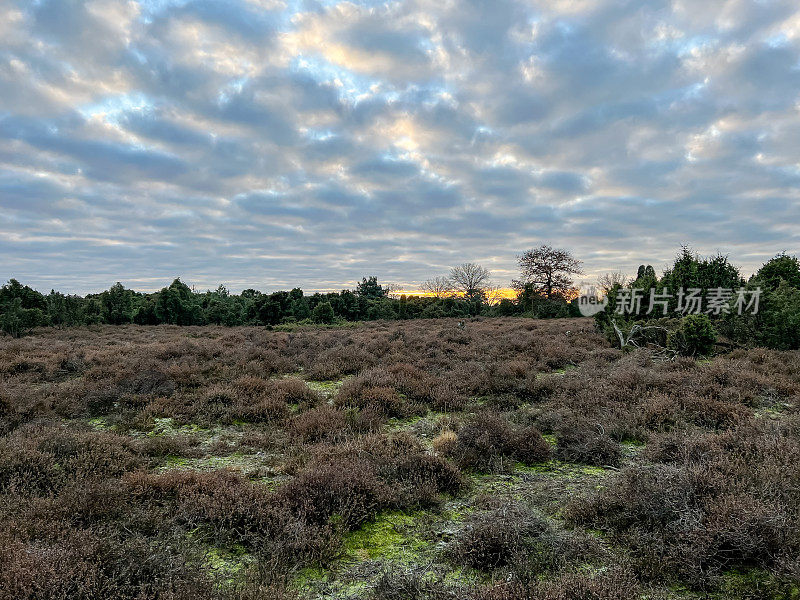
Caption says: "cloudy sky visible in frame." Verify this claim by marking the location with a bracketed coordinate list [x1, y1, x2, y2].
[1, 0, 799, 293]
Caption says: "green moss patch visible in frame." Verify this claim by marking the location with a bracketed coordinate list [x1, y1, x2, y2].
[719, 568, 800, 600]
[205, 544, 254, 578]
[342, 511, 428, 563]
[157, 451, 283, 481]
[304, 378, 347, 397]
[147, 417, 210, 437]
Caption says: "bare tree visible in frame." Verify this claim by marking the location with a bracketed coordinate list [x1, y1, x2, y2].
[596, 272, 629, 295]
[608, 317, 673, 358]
[512, 245, 583, 298]
[449, 263, 491, 296]
[485, 285, 507, 305]
[421, 276, 454, 298]
[384, 283, 403, 299]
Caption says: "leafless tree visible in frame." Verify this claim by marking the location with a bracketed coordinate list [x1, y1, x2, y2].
[421, 276, 454, 298]
[485, 285, 507, 305]
[512, 245, 583, 298]
[384, 283, 403, 299]
[596, 272, 629, 295]
[609, 318, 675, 359]
[449, 263, 491, 296]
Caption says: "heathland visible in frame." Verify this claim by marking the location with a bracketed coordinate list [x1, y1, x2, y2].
[1, 317, 798, 599]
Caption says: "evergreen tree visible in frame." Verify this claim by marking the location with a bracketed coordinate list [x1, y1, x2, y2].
[155, 279, 202, 325]
[755, 253, 800, 291]
[100, 283, 134, 325]
[312, 301, 335, 324]
[356, 276, 386, 299]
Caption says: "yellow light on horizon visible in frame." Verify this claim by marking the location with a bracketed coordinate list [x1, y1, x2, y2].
[391, 288, 520, 302]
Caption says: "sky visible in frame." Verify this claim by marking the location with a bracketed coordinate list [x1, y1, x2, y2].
[1, 0, 799, 294]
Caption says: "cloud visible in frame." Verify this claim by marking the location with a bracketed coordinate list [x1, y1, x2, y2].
[0, 0, 799, 293]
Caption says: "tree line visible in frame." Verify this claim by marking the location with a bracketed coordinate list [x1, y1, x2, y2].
[3, 245, 798, 352]
[0, 250, 584, 337]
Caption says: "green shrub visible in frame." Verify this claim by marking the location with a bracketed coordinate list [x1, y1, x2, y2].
[720, 282, 800, 350]
[0, 299, 46, 338]
[756, 253, 800, 291]
[668, 314, 716, 356]
[312, 301, 335, 324]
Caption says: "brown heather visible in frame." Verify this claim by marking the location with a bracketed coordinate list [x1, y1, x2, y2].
[1, 317, 799, 599]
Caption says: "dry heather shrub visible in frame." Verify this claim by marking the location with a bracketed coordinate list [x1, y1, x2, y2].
[54, 352, 85, 375]
[278, 459, 391, 528]
[242, 385, 310, 422]
[565, 464, 696, 533]
[1, 317, 616, 434]
[432, 430, 458, 455]
[271, 377, 321, 406]
[447, 413, 550, 472]
[0, 440, 63, 495]
[242, 401, 288, 425]
[335, 374, 425, 418]
[345, 404, 387, 434]
[373, 441, 464, 506]
[554, 420, 622, 467]
[123, 469, 267, 525]
[472, 567, 639, 600]
[642, 428, 719, 464]
[639, 393, 749, 431]
[304, 345, 374, 380]
[0, 389, 23, 434]
[308, 433, 464, 508]
[0, 425, 143, 495]
[503, 359, 530, 379]
[51, 477, 132, 524]
[117, 368, 176, 397]
[567, 421, 800, 583]
[382, 363, 469, 410]
[197, 379, 311, 425]
[683, 395, 751, 429]
[122, 470, 340, 570]
[524, 346, 800, 446]
[304, 357, 346, 381]
[139, 433, 202, 458]
[232, 375, 270, 398]
[228, 377, 319, 423]
[0, 529, 221, 600]
[84, 387, 119, 417]
[387, 363, 434, 397]
[511, 427, 554, 464]
[191, 386, 234, 422]
[523, 374, 560, 403]
[703, 494, 788, 564]
[289, 405, 348, 442]
[638, 393, 681, 430]
[447, 503, 550, 570]
[484, 361, 535, 399]
[430, 385, 468, 412]
[369, 568, 465, 600]
[445, 361, 492, 396]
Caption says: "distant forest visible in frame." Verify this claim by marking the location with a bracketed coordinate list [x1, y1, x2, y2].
[2, 246, 799, 352]
[0, 274, 578, 337]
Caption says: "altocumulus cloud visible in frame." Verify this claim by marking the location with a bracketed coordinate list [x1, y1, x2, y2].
[0, 0, 799, 293]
